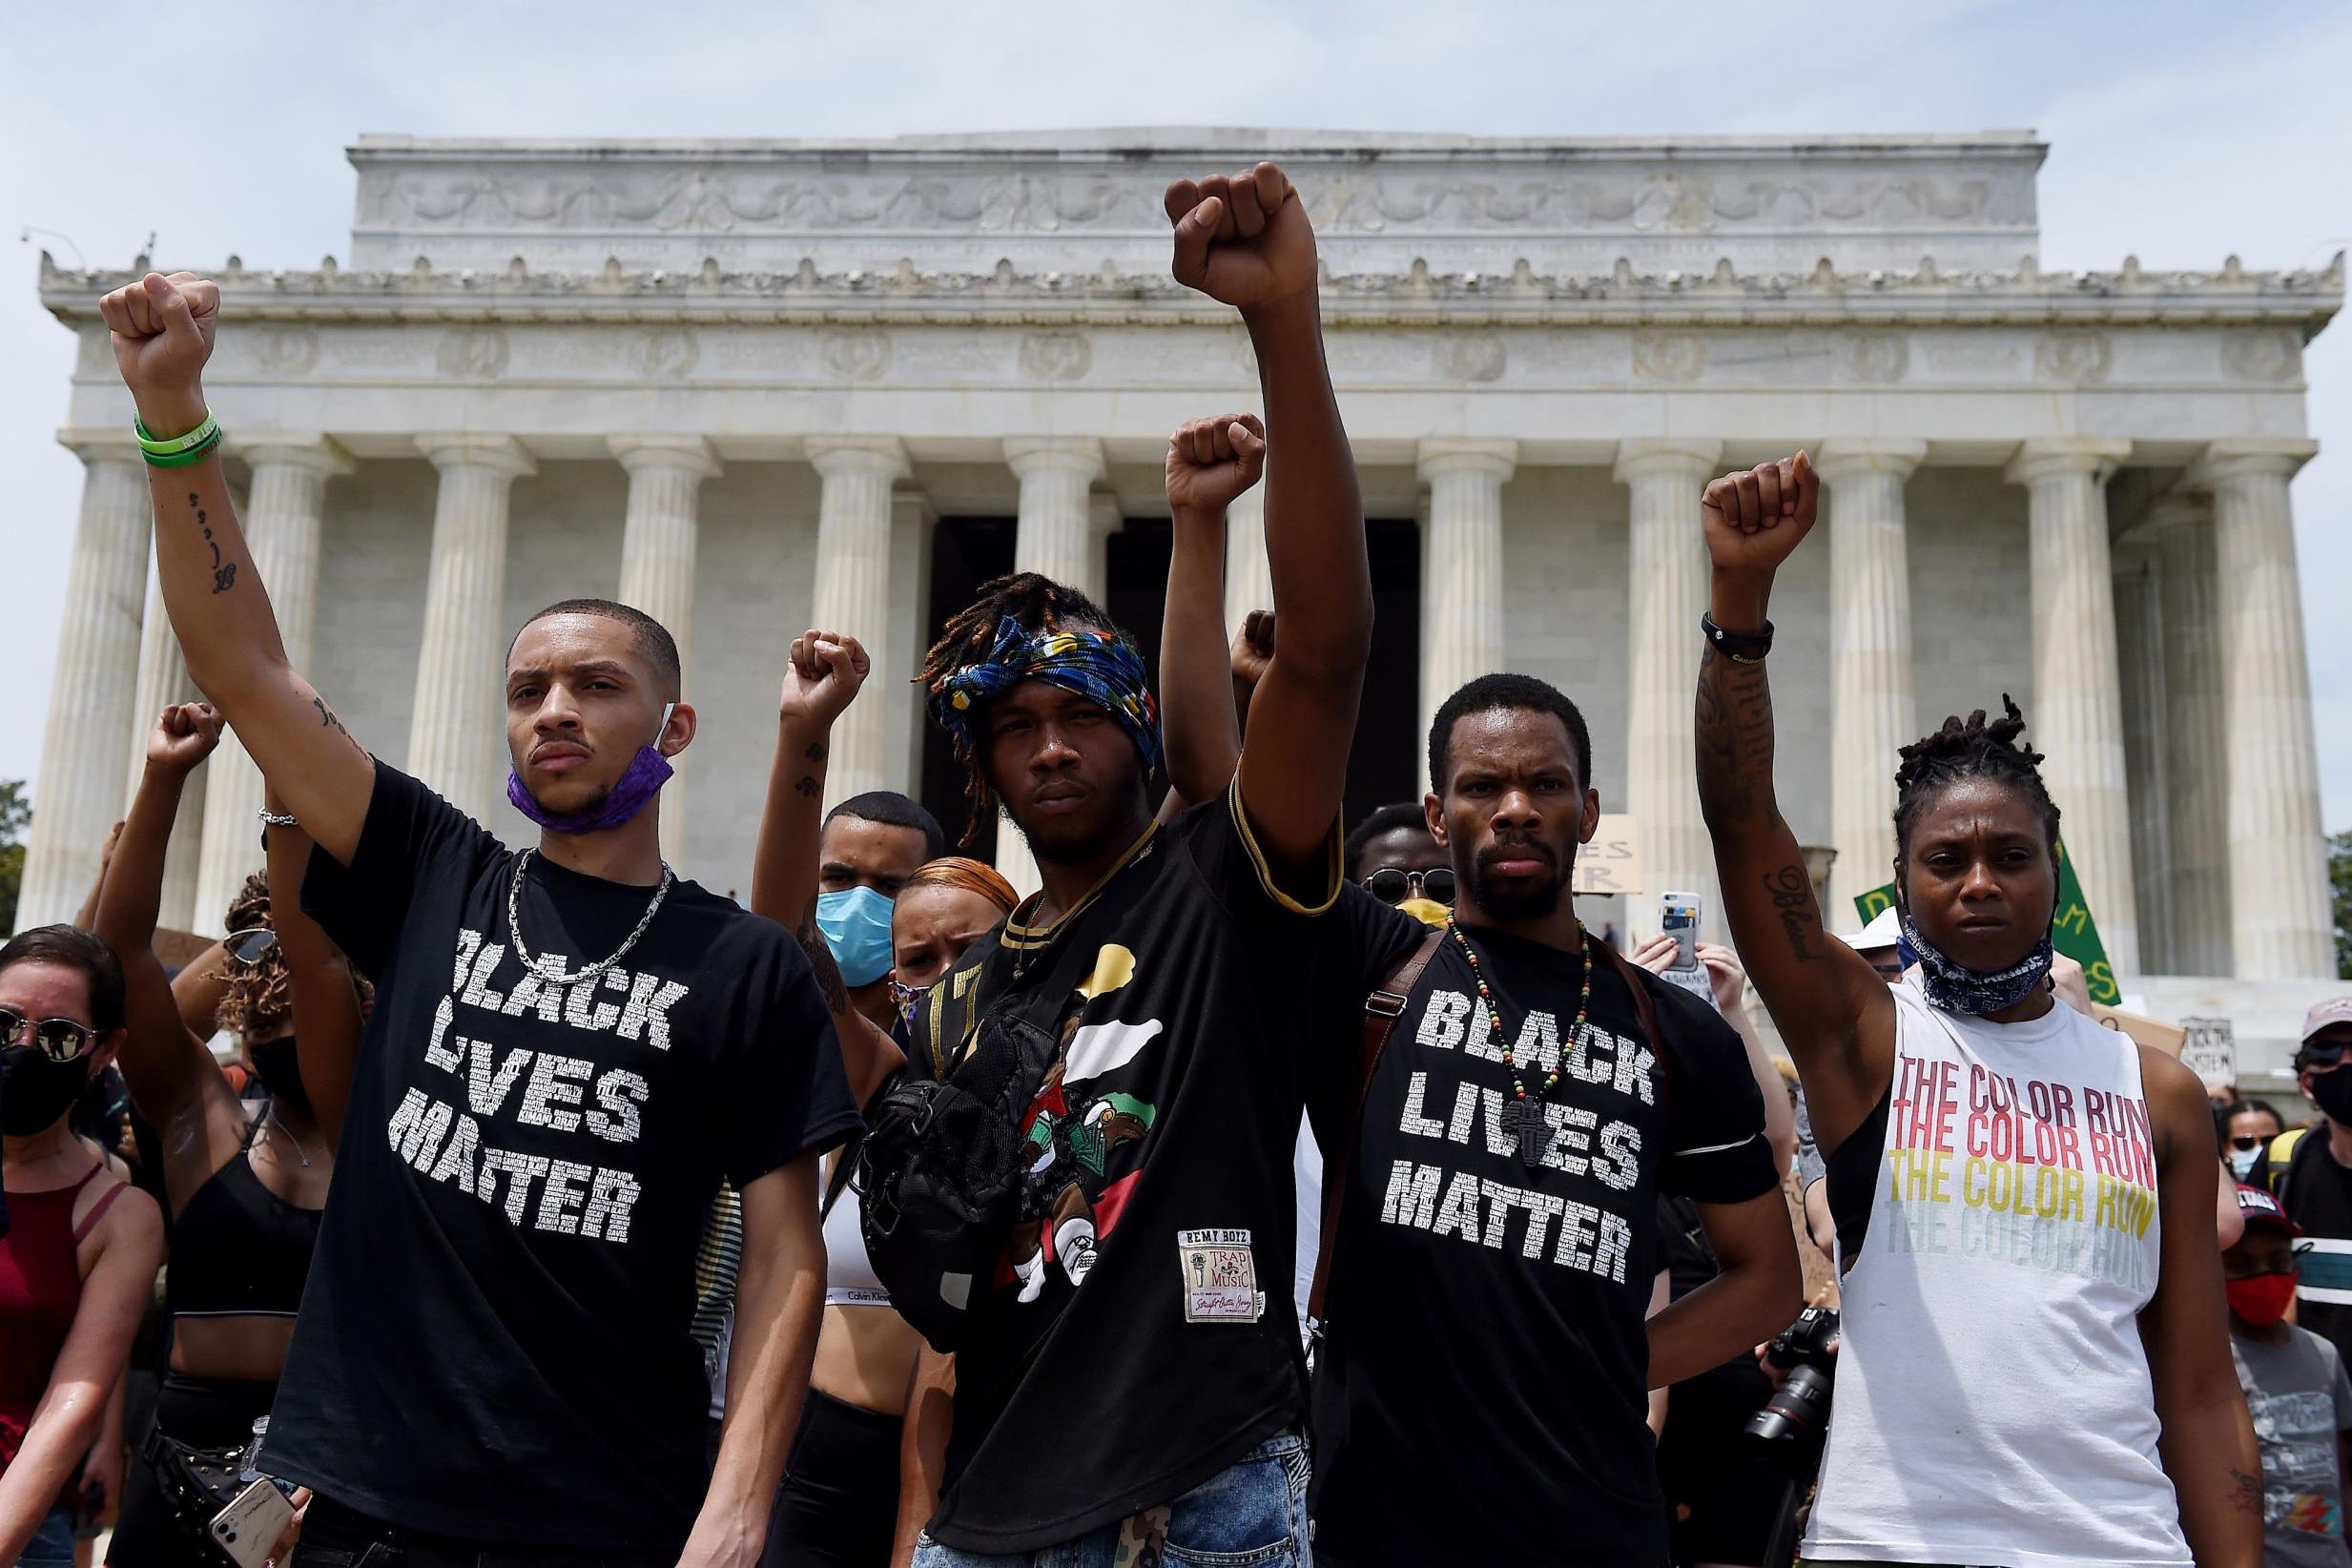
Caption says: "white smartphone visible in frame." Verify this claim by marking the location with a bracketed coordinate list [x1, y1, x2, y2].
[209, 1477, 296, 1568]
[1660, 890, 1702, 970]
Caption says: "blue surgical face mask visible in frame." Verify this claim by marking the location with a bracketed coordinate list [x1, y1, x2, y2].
[816, 884, 897, 989]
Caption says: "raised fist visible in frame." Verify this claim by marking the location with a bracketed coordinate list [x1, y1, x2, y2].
[1165, 413, 1267, 517]
[1165, 163, 1317, 310]
[97, 272, 218, 432]
[147, 702, 222, 774]
[1702, 452, 1819, 579]
[778, 630, 870, 732]
[1230, 610, 1274, 705]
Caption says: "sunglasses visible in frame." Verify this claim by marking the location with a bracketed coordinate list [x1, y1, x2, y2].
[1364, 866, 1455, 907]
[2305, 1041, 2352, 1070]
[0, 1004, 101, 1064]
[2229, 1135, 2269, 1152]
[223, 928, 279, 966]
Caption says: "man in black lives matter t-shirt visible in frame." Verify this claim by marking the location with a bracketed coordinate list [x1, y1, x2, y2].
[101, 269, 860, 1567]
[1307, 673, 1802, 1568]
[885, 161, 1371, 1567]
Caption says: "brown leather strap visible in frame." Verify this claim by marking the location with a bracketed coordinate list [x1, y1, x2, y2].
[1310, 928, 1443, 1328]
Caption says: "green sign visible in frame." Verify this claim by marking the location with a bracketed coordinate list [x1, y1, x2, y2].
[1852, 838, 2119, 1006]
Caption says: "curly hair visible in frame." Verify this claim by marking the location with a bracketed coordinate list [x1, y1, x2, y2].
[1892, 695, 2062, 859]
[917, 571, 1131, 845]
[216, 872, 291, 1041]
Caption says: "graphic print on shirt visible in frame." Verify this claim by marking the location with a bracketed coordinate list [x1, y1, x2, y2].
[1003, 943, 1164, 1302]
[382, 925, 684, 1245]
[1877, 1046, 2158, 1286]
[1377, 983, 1650, 1284]
[2247, 1379, 2346, 1537]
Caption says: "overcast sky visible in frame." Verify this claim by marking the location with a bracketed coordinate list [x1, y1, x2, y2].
[3, 0, 2345, 829]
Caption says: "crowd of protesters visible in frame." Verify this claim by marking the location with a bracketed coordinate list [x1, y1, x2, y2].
[3, 156, 2347, 1568]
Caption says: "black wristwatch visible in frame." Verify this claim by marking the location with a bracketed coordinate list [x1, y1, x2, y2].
[1701, 612, 1774, 664]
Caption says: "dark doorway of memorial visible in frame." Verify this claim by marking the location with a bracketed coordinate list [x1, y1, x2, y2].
[917, 511, 1421, 856]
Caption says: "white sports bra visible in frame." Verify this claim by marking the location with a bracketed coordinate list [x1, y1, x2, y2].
[823, 1178, 890, 1309]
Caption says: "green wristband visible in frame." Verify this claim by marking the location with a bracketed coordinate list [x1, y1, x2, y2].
[140, 425, 225, 469]
[134, 410, 219, 457]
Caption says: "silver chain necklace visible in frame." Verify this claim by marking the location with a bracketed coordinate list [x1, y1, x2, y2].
[506, 849, 674, 985]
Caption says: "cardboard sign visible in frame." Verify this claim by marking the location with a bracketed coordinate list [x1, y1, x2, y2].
[2177, 1016, 2238, 1090]
[1852, 837, 2120, 1007]
[1573, 815, 1642, 897]
[2093, 1005, 2188, 1059]
[154, 928, 216, 971]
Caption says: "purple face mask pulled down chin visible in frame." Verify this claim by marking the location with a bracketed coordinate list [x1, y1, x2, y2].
[508, 706, 676, 836]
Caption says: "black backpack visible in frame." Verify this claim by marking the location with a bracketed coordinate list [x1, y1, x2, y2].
[855, 1001, 1064, 1352]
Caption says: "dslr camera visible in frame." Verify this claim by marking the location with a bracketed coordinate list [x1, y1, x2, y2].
[1743, 1305, 1840, 1474]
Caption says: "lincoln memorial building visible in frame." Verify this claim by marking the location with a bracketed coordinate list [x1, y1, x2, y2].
[21, 130, 2342, 1070]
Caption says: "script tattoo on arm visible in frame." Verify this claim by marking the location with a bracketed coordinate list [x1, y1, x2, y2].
[188, 492, 240, 595]
[1764, 862, 1826, 964]
[1693, 644, 1777, 826]
[310, 695, 365, 755]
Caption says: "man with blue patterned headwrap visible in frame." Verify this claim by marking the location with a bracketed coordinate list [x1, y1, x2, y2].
[882, 161, 1372, 1568]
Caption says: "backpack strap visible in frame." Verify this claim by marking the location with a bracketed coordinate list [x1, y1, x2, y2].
[1310, 928, 1444, 1328]
[1594, 940, 1673, 1120]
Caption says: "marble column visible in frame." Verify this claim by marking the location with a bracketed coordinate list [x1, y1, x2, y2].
[807, 437, 910, 807]
[2192, 438, 2332, 979]
[409, 434, 534, 825]
[1816, 441, 1927, 920]
[612, 436, 719, 855]
[1222, 485, 1271, 634]
[1615, 438, 1723, 943]
[2146, 493, 2233, 975]
[195, 437, 346, 935]
[2007, 438, 2138, 980]
[124, 579, 207, 933]
[998, 438, 1108, 897]
[885, 489, 939, 799]
[18, 434, 150, 931]
[2111, 537, 2173, 971]
[1416, 440, 1516, 739]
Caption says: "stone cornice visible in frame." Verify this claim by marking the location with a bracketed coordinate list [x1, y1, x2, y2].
[39, 252, 2342, 333]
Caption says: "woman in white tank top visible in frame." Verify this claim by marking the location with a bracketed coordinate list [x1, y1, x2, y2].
[1689, 452, 2259, 1567]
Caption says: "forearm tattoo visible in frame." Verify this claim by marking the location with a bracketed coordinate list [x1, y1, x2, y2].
[2229, 1465, 2261, 1516]
[311, 695, 365, 755]
[187, 491, 239, 594]
[1693, 644, 1777, 825]
[792, 917, 852, 1019]
[1764, 861, 1826, 964]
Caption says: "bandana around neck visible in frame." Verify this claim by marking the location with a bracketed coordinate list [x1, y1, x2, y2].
[506, 704, 675, 836]
[932, 618, 1163, 774]
[1897, 905, 2054, 1018]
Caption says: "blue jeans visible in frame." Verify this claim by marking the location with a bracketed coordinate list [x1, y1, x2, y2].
[915, 1430, 1311, 1568]
[19, 1505, 75, 1568]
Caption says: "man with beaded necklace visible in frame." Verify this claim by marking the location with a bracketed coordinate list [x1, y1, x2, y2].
[1303, 671, 1802, 1568]
[96, 270, 861, 1568]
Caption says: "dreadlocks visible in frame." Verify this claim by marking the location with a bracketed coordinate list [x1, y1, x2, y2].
[1892, 694, 2062, 858]
[918, 571, 1131, 844]
[217, 872, 291, 1040]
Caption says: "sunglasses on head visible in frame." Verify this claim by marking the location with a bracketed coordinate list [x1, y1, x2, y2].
[0, 1004, 100, 1064]
[223, 928, 279, 966]
[1364, 866, 1455, 907]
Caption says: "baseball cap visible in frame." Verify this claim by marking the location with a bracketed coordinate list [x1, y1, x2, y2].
[2236, 1184, 2302, 1237]
[2303, 997, 2352, 1044]
[1839, 906, 1902, 956]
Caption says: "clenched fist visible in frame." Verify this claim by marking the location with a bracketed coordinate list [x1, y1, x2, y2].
[1164, 413, 1267, 517]
[1165, 163, 1316, 310]
[778, 630, 870, 733]
[1702, 452, 1819, 581]
[146, 702, 223, 776]
[97, 272, 217, 436]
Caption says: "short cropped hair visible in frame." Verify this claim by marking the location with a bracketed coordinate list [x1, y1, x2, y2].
[513, 598, 682, 696]
[0, 925, 127, 1034]
[1427, 673, 1595, 795]
[826, 792, 948, 863]
[1345, 802, 1434, 881]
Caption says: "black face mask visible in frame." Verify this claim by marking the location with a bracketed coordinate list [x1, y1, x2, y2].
[2310, 1066, 2352, 1126]
[1, 1043, 94, 1136]
[248, 1037, 309, 1119]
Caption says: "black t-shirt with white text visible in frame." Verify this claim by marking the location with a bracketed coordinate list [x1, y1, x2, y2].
[2271, 1131, 2352, 1369]
[904, 783, 1338, 1554]
[1309, 892, 1779, 1568]
[270, 764, 860, 1551]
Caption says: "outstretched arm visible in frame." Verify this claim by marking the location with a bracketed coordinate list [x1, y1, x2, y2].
[1695, 453, 1893, 1156]
[1158, 414, 1266, 811]
[750, 632, 902, 1104]
[98, 273, 373, 864]
[1166, 165, 1370, 868]
[91, 704, 243, 1181]
[269, 786, 366, 1146]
